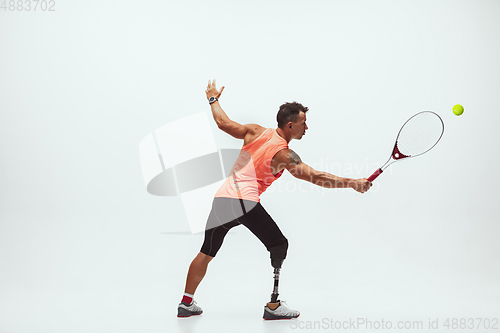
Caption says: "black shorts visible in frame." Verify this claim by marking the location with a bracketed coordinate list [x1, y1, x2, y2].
[200, 197, 287, 257]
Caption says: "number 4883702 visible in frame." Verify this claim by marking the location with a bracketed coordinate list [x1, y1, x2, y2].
[1, 0, 56, 11]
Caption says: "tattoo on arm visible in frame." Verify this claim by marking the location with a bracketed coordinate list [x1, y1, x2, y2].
[286, 150, 302, 165]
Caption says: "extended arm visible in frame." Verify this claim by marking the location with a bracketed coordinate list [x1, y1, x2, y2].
[276, 149, 372, 193]
[205, 79, 256, 139]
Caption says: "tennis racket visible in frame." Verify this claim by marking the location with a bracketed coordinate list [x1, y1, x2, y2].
[367, 111, 444, 182]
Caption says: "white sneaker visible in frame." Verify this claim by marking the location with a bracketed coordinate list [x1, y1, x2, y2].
[263, 300, 300, 320]
[177, 300, 203, 317]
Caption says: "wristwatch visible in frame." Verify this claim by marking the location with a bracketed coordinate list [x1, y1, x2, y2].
[208, 96, 218, 104]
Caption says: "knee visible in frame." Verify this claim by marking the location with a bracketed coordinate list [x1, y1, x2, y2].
[268, 239, 288, 269]
[195, 252, 214, 266]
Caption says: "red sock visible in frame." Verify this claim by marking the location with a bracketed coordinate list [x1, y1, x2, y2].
[182, 293, 193, 304]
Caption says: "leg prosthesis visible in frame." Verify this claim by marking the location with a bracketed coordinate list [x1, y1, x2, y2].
[268, 240, 288, 303]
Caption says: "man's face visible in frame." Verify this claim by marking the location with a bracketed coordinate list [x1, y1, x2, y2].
[290, 111, 308, 140]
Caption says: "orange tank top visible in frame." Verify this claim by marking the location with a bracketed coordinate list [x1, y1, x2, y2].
[214, 128, 289, 202]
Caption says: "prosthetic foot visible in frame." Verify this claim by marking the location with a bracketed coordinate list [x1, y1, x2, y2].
[262, 253, 300, 320]
[263, 300, 300, 320]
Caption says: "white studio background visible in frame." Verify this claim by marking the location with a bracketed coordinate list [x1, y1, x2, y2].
[1, 1, 499, 332]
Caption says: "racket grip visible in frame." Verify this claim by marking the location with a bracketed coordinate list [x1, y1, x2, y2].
[367, 168, 383, 182]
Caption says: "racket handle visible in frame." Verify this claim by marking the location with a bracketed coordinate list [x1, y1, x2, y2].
[367, 168, 383, 182]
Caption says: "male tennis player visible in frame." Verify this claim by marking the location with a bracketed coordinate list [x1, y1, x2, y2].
[177, 80, 372, 320]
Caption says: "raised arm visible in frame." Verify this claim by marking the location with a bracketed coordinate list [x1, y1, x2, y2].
[205, 79, 254, 139]
[274, 148, 372, 193]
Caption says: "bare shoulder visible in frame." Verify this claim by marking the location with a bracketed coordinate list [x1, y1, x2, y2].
[243, 124, 266, 146]
[244, 123, 266, 135]
[271, 148, 302, 175]
[274, 148, 302, 165]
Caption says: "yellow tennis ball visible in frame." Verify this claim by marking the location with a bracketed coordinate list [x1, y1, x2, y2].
[453, 104, 464, 116]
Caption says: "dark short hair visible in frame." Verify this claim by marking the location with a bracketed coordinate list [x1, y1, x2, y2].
[276, 102, 309, 129]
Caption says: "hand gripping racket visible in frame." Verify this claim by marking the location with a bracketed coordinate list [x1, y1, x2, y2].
[367, 111, 444, 182]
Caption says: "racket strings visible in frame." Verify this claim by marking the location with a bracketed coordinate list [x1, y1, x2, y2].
[396, 112, 444, 157]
